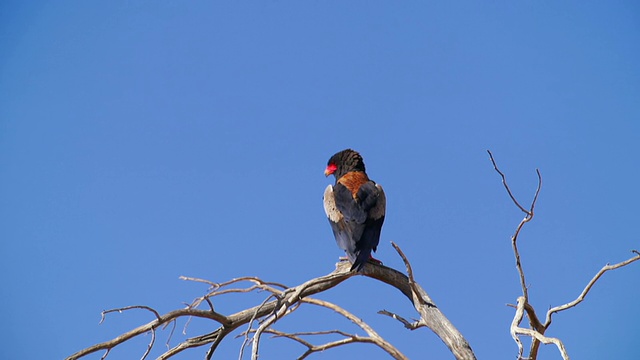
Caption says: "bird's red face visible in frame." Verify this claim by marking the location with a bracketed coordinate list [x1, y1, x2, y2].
[324, 163, 338, 177]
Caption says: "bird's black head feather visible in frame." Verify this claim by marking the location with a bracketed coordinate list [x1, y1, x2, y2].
[327, 149, 366, 180]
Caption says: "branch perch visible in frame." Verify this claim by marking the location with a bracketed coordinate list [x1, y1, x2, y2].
[68, 247, 476, 360]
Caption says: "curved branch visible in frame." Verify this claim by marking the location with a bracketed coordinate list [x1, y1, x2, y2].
[487, 150, 536, 215]
[302, 297, 407, 359]
[254, 297, 408, 360]
[544, 250, 640, 328]
[69, 253, 476, 360]
[66, 308, 233, 360]
[487, 150, 542, 301]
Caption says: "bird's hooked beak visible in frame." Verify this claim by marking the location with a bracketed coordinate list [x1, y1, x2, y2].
[324, 163, 337, 177]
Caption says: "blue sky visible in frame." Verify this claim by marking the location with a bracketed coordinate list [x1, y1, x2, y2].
[1, 1, 639, 359]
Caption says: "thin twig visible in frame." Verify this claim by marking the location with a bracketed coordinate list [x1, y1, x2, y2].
[241, 293, 280, 360]
[487, 150, 531, 214]
[179, 276, 220, 289]
[100, 305, 162, 324]
[388, 242, 474, 360]
[531, 169, 542, 214]
[378, 310, 425, 330]
[67, 308, 233, 360]
[263, 327, 396, 360]
[260, 329, 315, 348]
[244, 298, 408, 360]
[391, 241, 435, 308]
[204, 297, 214, 311]
[512, 218, 530, 300]
[301, 298, 408, 360]
[251, 283, 309, 360]
[269, 329, 355, 339]
[488, 150, 541, 300]
[297, 338, 372, 360]
[141, 327, 155, 360]
[165, 320, 176, 349]
[544, 250, 640, 328]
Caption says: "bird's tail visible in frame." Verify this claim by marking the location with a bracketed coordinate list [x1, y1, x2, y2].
[350, 250, 371, 272]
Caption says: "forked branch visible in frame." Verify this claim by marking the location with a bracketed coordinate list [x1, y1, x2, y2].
[487, 150, 541, 300]
[67, 245, 476, 360]
[247, 297, 408, 360]
[489, 150, 639, 360]
[510, 297, 568, 360]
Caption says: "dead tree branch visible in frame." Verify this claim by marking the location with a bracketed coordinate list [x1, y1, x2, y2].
[67, 248, 476, 360]
[301, 297, 407, 359]
[487, 150, 541, 300]
[261, 328, 378, 360]
[544, 250, 640, 328]
[378, 310, 424, 330]
[386, 242, 475, 360]
[248, 297, 408, 360]
[510, 296, 568, 360]
[489, 150, 640, 360]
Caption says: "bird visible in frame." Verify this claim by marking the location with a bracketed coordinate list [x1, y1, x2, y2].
[323, 149, 386, 271]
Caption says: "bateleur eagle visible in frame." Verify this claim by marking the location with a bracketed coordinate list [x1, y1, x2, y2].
[323, 149, 386, 272]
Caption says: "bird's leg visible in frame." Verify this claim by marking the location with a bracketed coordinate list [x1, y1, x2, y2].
[368, 255, 383, 265]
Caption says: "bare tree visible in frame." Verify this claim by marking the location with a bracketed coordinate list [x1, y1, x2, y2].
[67, 244, 475, 360]
[67, 153, 638, 360]
[487, 150, 640, 360]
